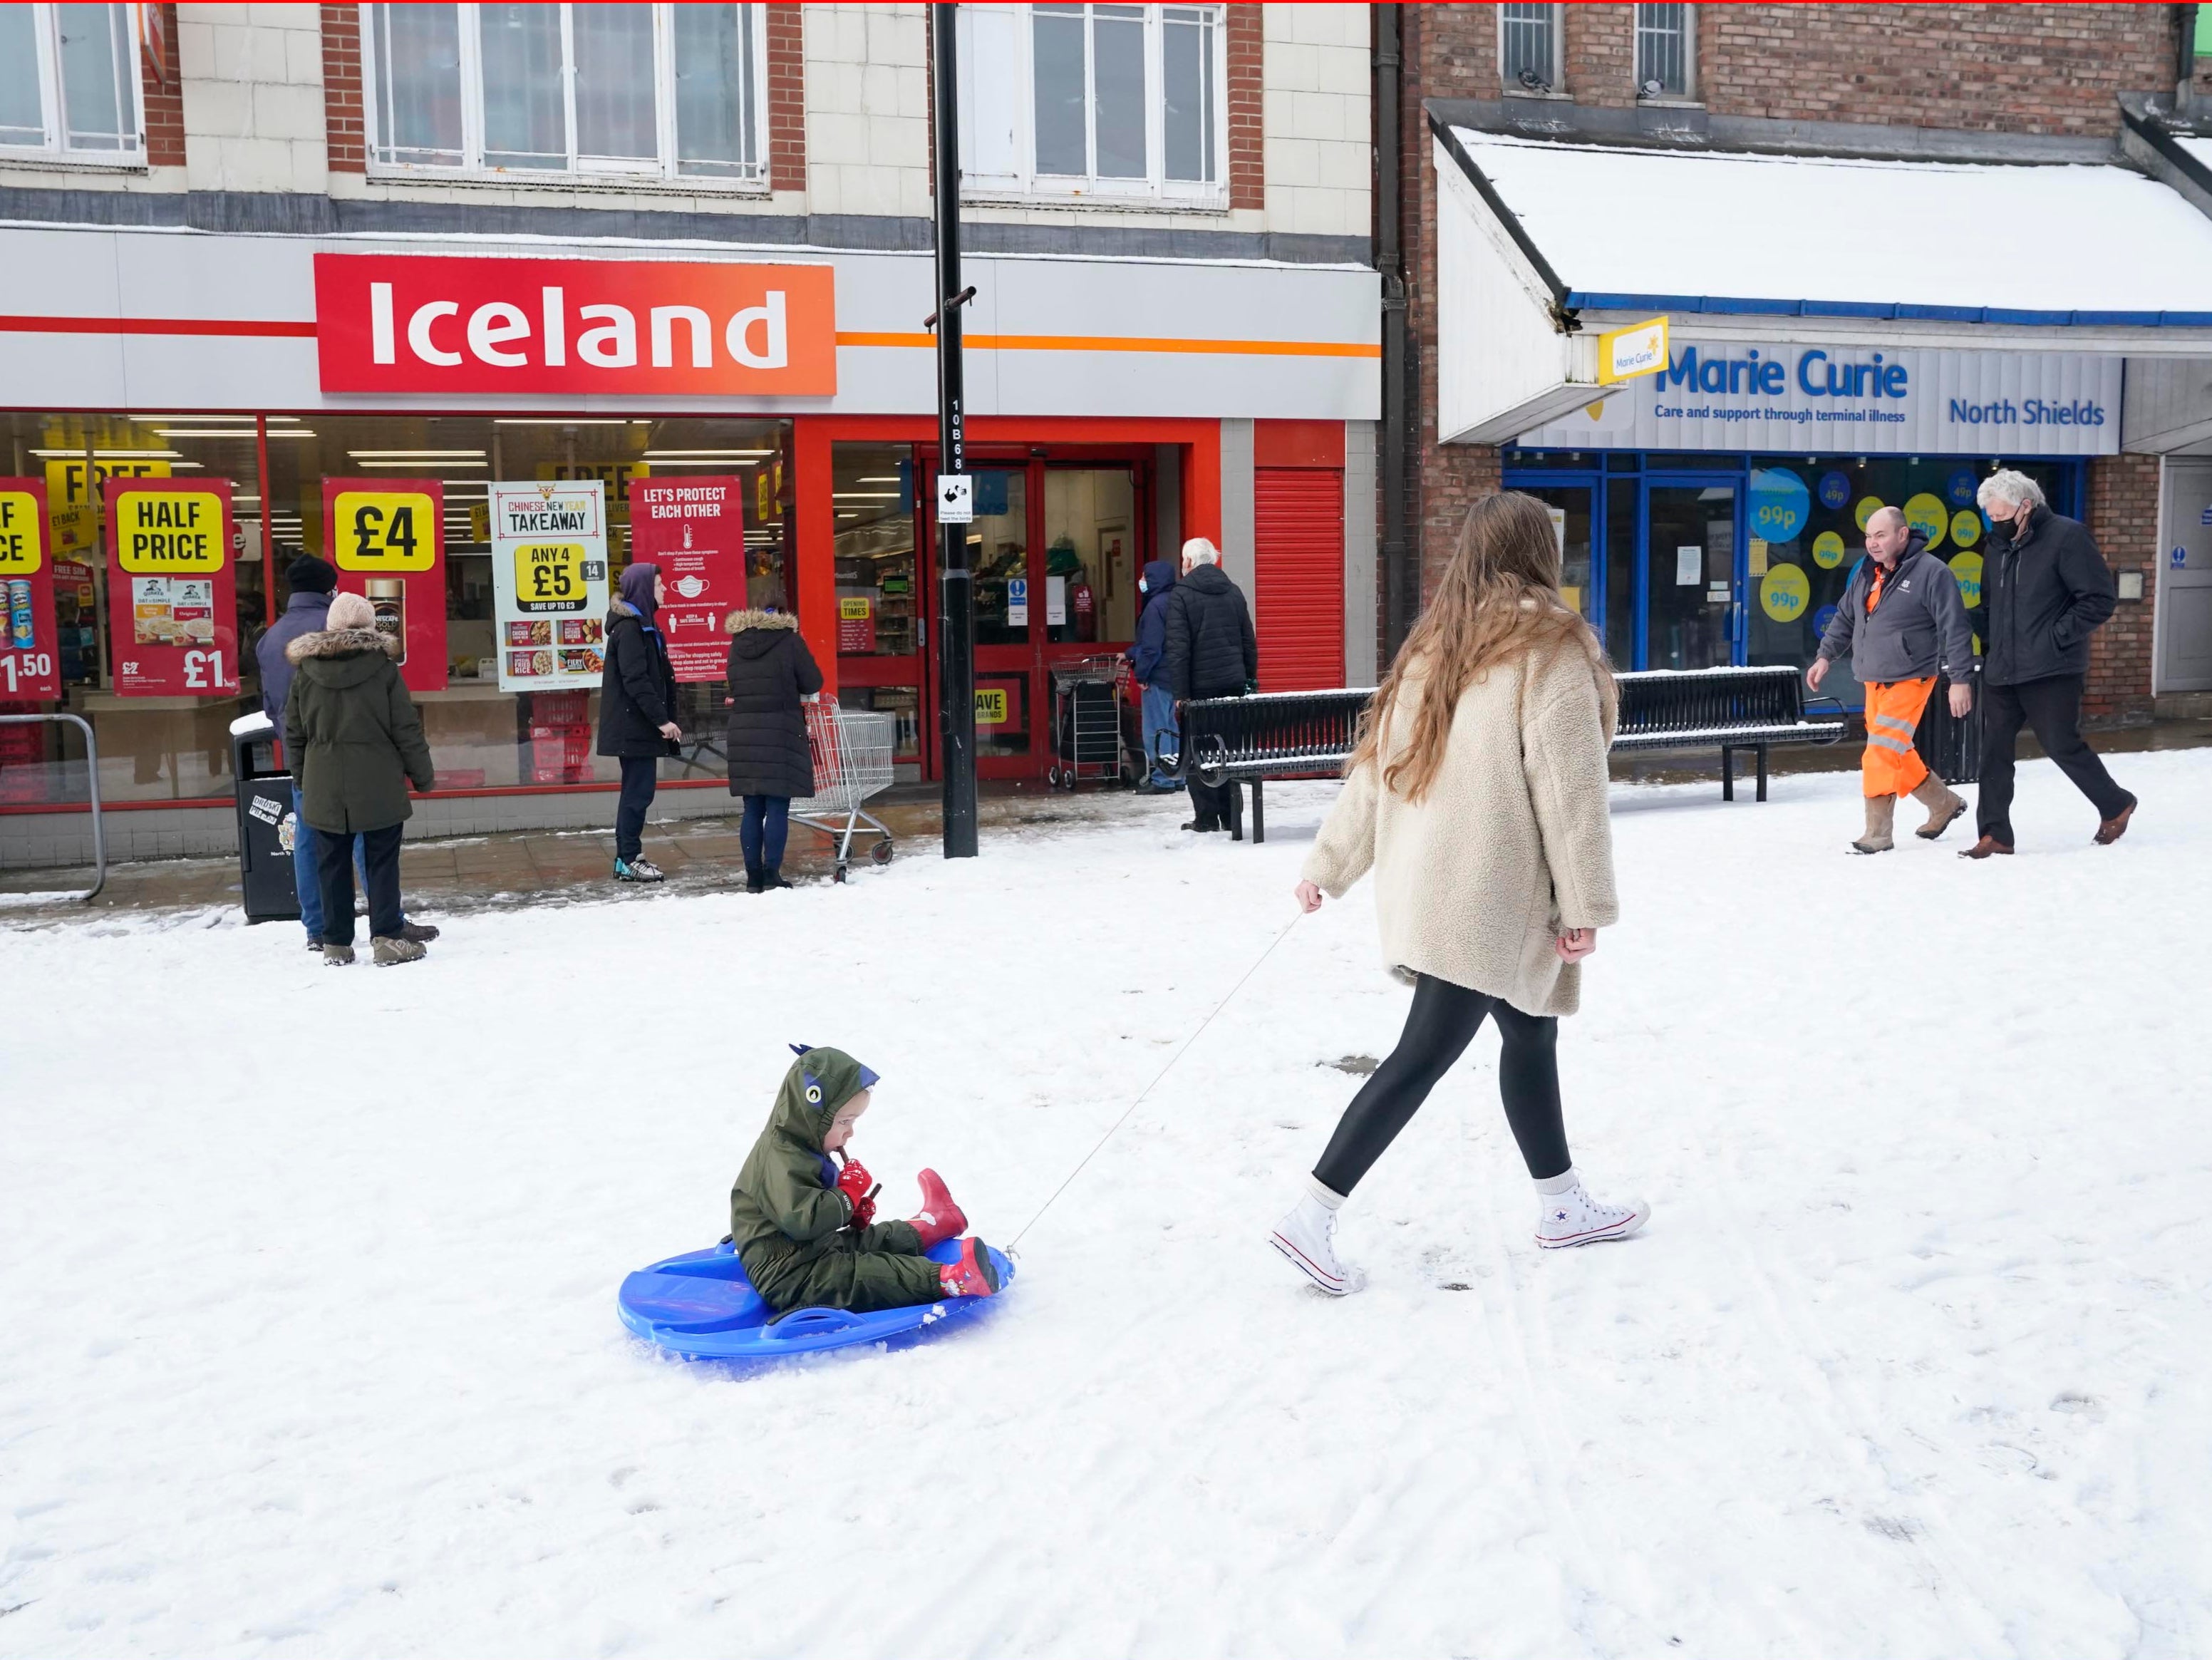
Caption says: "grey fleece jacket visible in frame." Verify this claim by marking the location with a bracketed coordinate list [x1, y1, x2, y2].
[1814, 533, 1975, 686]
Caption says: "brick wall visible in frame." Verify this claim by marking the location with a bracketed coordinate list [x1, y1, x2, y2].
[143, 4, 185, 169]
[1564, 6, 1635, 108]
[1228, 4, 1264, 210]
[323, 4, 363, 174]
[2084, 455, 2160, 722]
[767, 1, 805, 192]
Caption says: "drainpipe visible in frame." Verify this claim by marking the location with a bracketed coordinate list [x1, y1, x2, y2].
[2180, 3, 2198, 113]
[1375, 3, 1414, 658]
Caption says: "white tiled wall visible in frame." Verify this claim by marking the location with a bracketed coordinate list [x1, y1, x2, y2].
[805, 2, 934, 219]
[177, 1, 329, 195]
[1261, 2, 1370, 240]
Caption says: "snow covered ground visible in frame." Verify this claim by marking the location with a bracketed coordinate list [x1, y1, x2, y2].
[4, 751, 2209, 1659]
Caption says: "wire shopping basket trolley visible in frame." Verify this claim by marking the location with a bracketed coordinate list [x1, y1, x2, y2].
[790, 698, 898, 881]
[1047, 655, 1135, 789]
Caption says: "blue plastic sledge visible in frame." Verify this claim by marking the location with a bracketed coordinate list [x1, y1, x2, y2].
[618, 1238, 1015, 1364]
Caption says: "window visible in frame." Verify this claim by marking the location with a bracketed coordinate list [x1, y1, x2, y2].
[1499, 4, 1561, 95]
[960, 3, 1226, 203]
[363, 4, 766, 183]
[1635, 4, 1694, 100]
[0, 4, 145, 162]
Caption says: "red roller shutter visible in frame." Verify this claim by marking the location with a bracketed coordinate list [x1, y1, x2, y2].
[1255, 468, 1345, 691]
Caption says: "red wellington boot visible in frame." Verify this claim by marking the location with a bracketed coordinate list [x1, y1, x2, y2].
[937, 1237, 1002, 1299]
[908, 1168, 968, 1249]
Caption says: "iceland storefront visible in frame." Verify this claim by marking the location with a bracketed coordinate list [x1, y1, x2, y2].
[1499, 340, 2116, 696]
[1430, 120, 2212, 708]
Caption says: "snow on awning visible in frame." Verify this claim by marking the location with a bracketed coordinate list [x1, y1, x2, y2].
[1432, 122, 2212, 445]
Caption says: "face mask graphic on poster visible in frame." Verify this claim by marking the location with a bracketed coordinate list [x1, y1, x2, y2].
[490, 480, 610, 691]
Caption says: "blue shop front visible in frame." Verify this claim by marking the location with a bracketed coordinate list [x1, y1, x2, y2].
[1498, 339, 2114, 704]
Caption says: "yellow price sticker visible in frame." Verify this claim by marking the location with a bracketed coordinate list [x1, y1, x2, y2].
[515, 542, 587, 613]
[1904, 492, 1949, 552]
[1854, 496, 1885, 532]
[1759, 562, 1811, 623]
[975, 687, 1008, 725]
[838, 597, 872, 621]
[114, 490, 224, 573]
[1949, 510, 1982, 550]
[0, 490, 45, 575]
[1812, 530, 1847, 569]
[1948, 550, 1985, 608]
[44, 455, 167, 509]
[333, 490, 437, 572]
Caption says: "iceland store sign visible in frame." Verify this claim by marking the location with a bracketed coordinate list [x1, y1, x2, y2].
[1521, 342, 2121, 457]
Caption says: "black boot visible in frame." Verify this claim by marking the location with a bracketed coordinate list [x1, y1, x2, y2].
[745, 865, 766, 894]
[761, 867, 793, 890]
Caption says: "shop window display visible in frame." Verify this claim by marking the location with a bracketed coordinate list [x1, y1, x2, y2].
[831, 443, 924, 766]
[1043, 465, 1138, 646]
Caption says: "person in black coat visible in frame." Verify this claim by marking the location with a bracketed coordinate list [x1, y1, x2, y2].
[1162, 536, 1259, 837]
[1960, 471, 2136, 856]
[725, 607, 824, 891]
[598, 562, 682, 883]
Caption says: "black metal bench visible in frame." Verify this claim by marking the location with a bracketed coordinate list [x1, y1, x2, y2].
[1613, 665, 1846, 800]
[1174, 689, 1373, 843]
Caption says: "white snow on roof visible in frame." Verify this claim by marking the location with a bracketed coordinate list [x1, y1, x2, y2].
[1449, 130, 2212, 317]
[2179, 133, 2212, 172]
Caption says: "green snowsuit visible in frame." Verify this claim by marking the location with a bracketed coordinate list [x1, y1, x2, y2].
[729, 1048, 945, 1313]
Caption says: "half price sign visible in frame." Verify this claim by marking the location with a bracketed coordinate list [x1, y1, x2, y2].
[0, 479, 59, 701]
[324, 478, 448, 694]
[105, 477, 237, 697]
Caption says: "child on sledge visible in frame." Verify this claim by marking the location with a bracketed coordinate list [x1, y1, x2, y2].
[730, 1045, 1001, 1311]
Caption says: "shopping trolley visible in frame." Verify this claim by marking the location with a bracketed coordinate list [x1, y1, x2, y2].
[790, 698, 898, 881]
[1047, 655, 1135, 789]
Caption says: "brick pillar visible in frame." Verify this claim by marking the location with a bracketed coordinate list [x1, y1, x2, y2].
[2084, 453, 2159, 723]
[322, 4, 365, 174]
[142, 3, 185, 168]
[766, 2, 805, 192]
[1227, 4, 1263, 210]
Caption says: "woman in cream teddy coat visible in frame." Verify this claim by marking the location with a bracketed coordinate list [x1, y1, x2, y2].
[1268, 493, 1648, 1296]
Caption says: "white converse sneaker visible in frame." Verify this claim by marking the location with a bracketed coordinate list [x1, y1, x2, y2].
[1534, 1181, 1649, 1248]
[1269, 1194, 1363, 1295]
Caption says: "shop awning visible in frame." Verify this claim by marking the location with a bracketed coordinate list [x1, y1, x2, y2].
[1434, 120, 2212, 443]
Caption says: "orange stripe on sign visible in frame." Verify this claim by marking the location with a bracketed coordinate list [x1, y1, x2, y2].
[834, 330, 1379, 359]
[0, 314, 318, 338]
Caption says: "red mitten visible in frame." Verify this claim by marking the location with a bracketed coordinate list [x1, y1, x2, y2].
[834, 1158, 877, 1229]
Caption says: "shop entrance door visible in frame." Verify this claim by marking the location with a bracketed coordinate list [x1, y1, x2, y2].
[1642, 477, 1743, 671]
[917, 451, 1149, 781]
[2159, 459, 2212, 693]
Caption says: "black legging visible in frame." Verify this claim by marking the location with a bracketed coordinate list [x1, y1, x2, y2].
[1313, 973, 1571, 1195]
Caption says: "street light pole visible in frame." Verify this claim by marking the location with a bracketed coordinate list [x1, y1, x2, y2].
[931, 3, 978, 859]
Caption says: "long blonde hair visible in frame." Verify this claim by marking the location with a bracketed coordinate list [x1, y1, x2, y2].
[1350, 492, 1616, 804]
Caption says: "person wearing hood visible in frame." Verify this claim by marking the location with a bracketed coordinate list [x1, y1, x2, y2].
[729, 1044, 1001, 1311]
[598, 562, 682, 884]
[1162, 536, 1259, 836]
[1125, 556, 1179, 791]
[261, 558, 438, 952]
[1809, 505, 1975, 853]
[282, 591, 438, 966]
[723, 605, 823, 892]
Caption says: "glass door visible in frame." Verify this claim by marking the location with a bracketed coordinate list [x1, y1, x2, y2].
[919, 455, 1040, 780]
[1641, 477, 1742, 671]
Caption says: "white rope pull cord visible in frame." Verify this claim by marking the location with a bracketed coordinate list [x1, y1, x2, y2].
[1008, 909, 1305, 1250]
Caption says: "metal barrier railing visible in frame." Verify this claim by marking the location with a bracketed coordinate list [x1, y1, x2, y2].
[0, 711, 106, 901]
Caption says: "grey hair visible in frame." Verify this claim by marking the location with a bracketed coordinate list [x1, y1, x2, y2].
[1977, 470, 2046, 513]
[1180, 536, 1222, 569]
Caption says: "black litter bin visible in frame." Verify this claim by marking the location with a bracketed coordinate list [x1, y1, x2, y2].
[1913, 666, 1983, 788]
[232, 715, 303, 924]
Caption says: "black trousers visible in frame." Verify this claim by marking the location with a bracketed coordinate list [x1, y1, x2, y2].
[1313, 973, 1572, 1195]
[1185, 776, 1243, 832]
[615, 756, 658, 862]
[1976, 673, 2131, 843]
[316, 823, 403, 947]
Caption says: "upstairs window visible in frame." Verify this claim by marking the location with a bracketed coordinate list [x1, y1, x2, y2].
[960, 3, 1226, 204]
[363, 3, 766, 184]
[1499, 4, 1561, 95]
[1635, 3, 1695, 100]
[0, 4, 145, 162]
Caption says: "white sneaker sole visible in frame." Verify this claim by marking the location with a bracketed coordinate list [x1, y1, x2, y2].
[1534, 1203, 1650, 1249]
[1269, 1229, 1355, 1296]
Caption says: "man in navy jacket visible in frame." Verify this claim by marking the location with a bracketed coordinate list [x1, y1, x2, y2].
[1125, 557, 1178, 790]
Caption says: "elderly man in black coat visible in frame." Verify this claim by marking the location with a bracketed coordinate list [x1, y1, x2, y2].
[1961, 470, 2137, 856]
[1162, 535, 1259, 838]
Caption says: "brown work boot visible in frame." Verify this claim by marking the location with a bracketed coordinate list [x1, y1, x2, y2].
[1959, 835, 2015, 860]
[1908, 777, 1968, 840]
[2094, 794, 2139, 846]
[1850, 794, 1896, 855]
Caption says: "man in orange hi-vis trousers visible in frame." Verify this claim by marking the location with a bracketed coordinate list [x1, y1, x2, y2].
[1809, 505, 1977, 854]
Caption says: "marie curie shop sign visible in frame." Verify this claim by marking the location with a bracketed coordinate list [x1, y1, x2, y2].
[1524, 343, 2121, 457]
